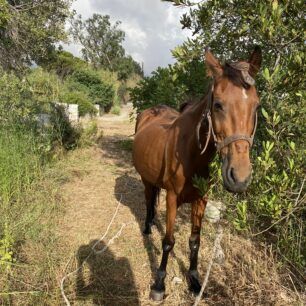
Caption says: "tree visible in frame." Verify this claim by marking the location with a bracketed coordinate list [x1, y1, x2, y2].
[130, 67, 182, 112]
[164, 0, 305, 273]
[130, 57, 209, 112]
[70, 14, 125, 70]
[115, 55, 143, 81]
[40, 49, 88, 79]
[0, 0, 72, 72]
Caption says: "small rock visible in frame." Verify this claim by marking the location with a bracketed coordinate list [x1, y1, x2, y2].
[172, 276, 183, 284]
[205, 200, 226, 223]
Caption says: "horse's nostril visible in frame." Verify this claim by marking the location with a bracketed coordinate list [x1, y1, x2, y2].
[230, 168, 236, 183]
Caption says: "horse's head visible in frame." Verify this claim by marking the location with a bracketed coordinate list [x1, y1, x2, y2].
[205, 47, 262, 193]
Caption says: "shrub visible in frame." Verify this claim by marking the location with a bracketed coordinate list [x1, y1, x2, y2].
[110, 105, 121, 115]
[60, 90, 97, 117]
[0, 69, 38, 126]
[89, 83, 114, 110]
[77, 120, 103, 147]
[130, 61, 209, 113]
[70, 68, 115, 111]
[130, 67, 187, 113]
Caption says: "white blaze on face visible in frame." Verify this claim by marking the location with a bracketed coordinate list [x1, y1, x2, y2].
[242, 88, 248, 100]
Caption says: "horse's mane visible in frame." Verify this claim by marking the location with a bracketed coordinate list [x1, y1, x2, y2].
[223, 62, 252, 89]
[179, 96, 203, 113]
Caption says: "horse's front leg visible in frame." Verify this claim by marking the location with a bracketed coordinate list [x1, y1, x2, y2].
[150, 191, 177, 301]
[187, 196, 207, 294]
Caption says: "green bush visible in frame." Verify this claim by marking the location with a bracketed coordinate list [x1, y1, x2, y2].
[60, 90, 97, 117]
[0, 69, 38, 126]
[70, 68, 115, 110]
[41, 50, 87, 79]
[89, 83, 114, 109]
[130, 60, 209, 113]
[27, 68, 61, 105]
[130, 67, 186, 113]
[72, 68, 101, 87]
[77, 120, 103, 147]
[110, 104, 121, 115]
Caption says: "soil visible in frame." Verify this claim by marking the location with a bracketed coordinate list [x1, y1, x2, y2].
[58, 103, 301, 306]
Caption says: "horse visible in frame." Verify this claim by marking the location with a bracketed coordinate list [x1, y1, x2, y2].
[132, 47, 262, 301]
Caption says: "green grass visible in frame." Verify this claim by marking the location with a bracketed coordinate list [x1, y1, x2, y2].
[110, 105, 121, 115]
[0, 128, 64, 305]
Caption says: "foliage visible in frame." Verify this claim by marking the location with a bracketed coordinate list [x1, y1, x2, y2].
[77, 120, 103, 147]
[110, 105, 121, 115]
[155, 0, 305, 273]
[70, 68, 115, 109]
[192, 175, 209, 198]
[0, 129, 41, 272]
[0, 0, 72, 72]
[0, 69, 36, 126]
[130, 66, 187, 112]
[0, 127, 69, 304]
[70, 13, 125, 70]
[115, 55, 143, 81]
[41, 49, 87, 79]
[130, 59, 209, 113]
[70, 13, 143, 81]
[0, 223, 15, 269]
[60, 90, 97, 117]
[27, 68, 61, 105]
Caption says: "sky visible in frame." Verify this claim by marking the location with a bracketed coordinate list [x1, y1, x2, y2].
[64, 0, 192, 75]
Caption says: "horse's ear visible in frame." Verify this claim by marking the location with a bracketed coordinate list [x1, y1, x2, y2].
[205, 48, 223, 78]
[248, 46, 262, 78]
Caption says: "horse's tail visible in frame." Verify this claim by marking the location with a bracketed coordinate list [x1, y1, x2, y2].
[155, 187, 161, 208]
[135, 112, 142, 133]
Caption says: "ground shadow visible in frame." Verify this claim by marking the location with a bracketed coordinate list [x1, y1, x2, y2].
[99, 134, 134, 169]
[114, 173, 165, 280]
[114, 174, 194, 277]
[76, 239, 140, 306]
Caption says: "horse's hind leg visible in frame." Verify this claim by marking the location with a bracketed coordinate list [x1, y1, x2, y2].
[150, 191, 177, 301]
[142, 179, 159, 235]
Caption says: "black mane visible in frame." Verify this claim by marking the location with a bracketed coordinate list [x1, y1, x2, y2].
[223, 62, 251, 89]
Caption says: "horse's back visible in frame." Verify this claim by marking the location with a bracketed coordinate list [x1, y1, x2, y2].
[135, 105, 179, 133]
[133, 105, 179, 186]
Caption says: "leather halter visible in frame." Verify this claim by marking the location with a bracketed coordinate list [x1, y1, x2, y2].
[197, 83, 258, 155]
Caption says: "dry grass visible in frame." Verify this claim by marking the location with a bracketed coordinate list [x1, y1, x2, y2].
[2, 105, 296, 305]
[54, 105, 304, 305]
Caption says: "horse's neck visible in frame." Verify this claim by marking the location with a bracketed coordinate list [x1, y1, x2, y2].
[179, 95, 210, 151]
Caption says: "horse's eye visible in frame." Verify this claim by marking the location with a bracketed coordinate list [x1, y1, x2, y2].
[214, 101, 223, 111]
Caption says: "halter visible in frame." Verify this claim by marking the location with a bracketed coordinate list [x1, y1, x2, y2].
[197, 66, 258, 155]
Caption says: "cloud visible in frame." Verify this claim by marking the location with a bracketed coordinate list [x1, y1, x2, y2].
[65, 0, 191, 74]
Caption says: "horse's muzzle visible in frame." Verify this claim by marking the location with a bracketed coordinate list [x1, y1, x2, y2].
[221, 157, 252, 193]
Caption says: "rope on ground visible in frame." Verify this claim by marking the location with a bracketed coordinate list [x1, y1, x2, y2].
[193, 223, 223, 306]
[60, 196, 130, 306]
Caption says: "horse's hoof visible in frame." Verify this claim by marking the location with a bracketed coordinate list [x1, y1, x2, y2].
[187, 271, 201, 294]
[150, 289, 165, 301]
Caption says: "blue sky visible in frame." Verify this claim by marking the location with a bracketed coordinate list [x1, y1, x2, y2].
[64, 0, 192, 74]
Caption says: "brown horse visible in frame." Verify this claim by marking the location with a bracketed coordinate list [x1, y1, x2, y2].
[132, 47, 262, 301]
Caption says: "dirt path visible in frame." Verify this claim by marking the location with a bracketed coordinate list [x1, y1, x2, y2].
[58, 104, 297, 306]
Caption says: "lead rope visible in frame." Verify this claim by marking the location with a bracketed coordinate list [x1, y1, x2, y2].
[193, 221, 224, 306]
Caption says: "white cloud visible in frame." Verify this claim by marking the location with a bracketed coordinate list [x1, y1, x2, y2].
[64, 0, 192, 74]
